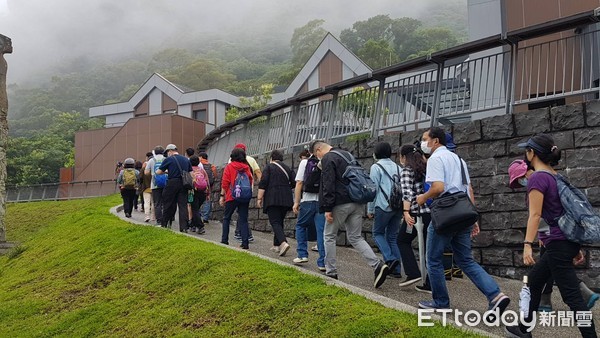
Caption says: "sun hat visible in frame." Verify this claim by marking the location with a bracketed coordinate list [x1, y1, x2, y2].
[508, 159, 528, 189]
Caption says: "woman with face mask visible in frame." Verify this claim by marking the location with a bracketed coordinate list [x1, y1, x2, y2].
[507, 159, 599, 315]
[396, 144, 432, 292]
[505, 134, 597, 337]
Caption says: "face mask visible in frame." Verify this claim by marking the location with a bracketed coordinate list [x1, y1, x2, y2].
[517, 177, 528, 187]
[421, 141, 432, 154]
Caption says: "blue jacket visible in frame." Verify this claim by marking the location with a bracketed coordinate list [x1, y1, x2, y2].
[368, 158, 402, 214]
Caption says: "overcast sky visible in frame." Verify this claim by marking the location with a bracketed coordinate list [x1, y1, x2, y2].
[0, 0, 462, 85]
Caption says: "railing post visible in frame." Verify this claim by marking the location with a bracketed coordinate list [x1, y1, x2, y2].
[41, 185, 47, 200]
[371, 79, 387, 138]
[288, 105, 300, 153]
[325, 91, 339, 142]
[16, 187, 21, 202]
[506, 40, 519, 115]
[430, 61, 445, 127]
[28, 186, 34, 202]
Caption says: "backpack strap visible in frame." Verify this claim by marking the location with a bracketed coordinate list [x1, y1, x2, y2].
[330, 150, 356, 165]
[374, 163, 391, 203]
[272, 161, 290, 181]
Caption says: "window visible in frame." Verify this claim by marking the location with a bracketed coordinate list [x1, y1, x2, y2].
[193, 109, 207, 121]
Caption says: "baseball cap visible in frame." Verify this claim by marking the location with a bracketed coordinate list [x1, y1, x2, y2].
[165, 144, 177, 151]
[234, 143, 247, 151]
[517, 138, 548, 154]
[508, 159, 528, 189]
[445, 132, 457, 151]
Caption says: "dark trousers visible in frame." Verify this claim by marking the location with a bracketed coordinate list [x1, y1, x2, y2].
[152, 188, 164, 223]
[161, 178, 188, 231]
[267, 206, 288, 246]
[520, 240, 596, 337]
[222, 200, 250, 247]
[398, 213, 430, 285]
[190, 190, 206, 228]
[121, 188, 137, 215]
[138, 191, 144, 210]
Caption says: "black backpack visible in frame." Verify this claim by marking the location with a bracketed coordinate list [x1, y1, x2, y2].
[302, 155, 321, 193]
[202, 163, 215, 187]
[330, 150, 377, 204]
[375, 163, 403, 210]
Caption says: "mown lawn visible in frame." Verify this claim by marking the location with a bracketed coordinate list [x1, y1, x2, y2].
[0, 195, 482, 337]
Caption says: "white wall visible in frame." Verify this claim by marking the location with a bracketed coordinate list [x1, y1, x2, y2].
[149, 88, 162, 115]
[105, 112, 133, 127]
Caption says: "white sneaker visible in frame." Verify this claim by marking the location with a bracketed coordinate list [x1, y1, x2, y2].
[311, 244, 319, 252]
[270, 246, 280, 252]
[293, 257, 309, 264]
[279, 242, 291, 256]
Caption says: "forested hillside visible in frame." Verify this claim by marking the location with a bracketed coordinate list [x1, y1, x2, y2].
[7, 2, 467, 185]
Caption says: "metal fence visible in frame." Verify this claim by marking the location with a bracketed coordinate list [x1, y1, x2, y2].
[7, 179, 119, 203]
[200, 11, 600, 165]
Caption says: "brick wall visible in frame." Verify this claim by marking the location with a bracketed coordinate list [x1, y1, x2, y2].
[210, 100, 600, 288]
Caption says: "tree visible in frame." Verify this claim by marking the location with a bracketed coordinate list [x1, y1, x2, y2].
[225, 83, 273, 122]
[290, 19, 327, 67]
[169, 58, 235, 91]
[340, 15, 395, 54]
[146, 48, 195, 76]
[399, 27, 459, 60]
[357, 39, 399, 70]
[390, 17, 423, 58]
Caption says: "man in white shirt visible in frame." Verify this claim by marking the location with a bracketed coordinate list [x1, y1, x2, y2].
[415, 127, 510, 318]
[291, 151, 325, 271]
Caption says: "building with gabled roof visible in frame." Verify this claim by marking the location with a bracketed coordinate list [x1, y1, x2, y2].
[74, 32, 371, 182]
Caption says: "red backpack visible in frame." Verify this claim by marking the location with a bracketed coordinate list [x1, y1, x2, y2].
[192, 166, 208, 191]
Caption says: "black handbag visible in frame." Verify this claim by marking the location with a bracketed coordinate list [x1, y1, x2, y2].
[174, 155, 194, 190]
[430, 155, 479, 234]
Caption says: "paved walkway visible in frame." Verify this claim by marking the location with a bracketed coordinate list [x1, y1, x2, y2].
[112, 206, 599, 337]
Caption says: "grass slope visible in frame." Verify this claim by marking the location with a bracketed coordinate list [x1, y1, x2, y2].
[0, 195, 481, 337]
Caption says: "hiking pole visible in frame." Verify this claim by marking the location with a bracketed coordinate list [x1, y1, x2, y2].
[414, 213, 428, 285]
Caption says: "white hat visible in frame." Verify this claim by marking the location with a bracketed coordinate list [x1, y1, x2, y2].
[165, 144, 177, 151]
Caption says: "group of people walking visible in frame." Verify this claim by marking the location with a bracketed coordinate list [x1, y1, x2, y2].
[117, 144, 217, 234]
[118, 128, 597, 337]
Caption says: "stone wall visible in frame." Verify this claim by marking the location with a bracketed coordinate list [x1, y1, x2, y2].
[210, 100, 600, 288]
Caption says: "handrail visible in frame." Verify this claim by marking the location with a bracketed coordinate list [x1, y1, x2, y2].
[198, 8, 600, 158]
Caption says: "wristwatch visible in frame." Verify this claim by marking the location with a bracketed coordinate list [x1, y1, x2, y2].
[523, 241, 534, 246]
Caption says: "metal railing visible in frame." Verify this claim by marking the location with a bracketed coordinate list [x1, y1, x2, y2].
[7, 179, 119, 203]
[199, 10, 600, 165]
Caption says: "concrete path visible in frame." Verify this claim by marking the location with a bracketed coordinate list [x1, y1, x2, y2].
[112, 206, 599, 337]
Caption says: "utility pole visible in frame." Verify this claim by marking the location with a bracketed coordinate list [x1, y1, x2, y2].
[0, 33, 13, 249]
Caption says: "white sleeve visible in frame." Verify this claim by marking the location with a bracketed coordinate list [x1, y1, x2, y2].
[295, 159, 308, 181]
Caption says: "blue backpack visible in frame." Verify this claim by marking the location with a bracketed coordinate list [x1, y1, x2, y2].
[330, 150, 376, 204]
[231, 170, 252, 203]
[153, 158, 167, 188]
[541, 171, 600, 244]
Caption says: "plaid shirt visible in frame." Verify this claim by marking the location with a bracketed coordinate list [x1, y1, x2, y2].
[400, 167, 431, 215]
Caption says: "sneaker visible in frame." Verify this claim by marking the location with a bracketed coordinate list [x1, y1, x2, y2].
[318, 266, 326, 272]
[279, 242, 291, 256]
[387, 260, 400, 273]
[203, 219, 209, 224]
[504, 325, 532, 338]
[240, 244, 249, 250]
[418, 300, 448, 310]
[374, 261, 390, 288]
[248, 235, 255, 242]
[587, 293, 599, 310]
[234, 234, 242, 242]
[325, 273, 338, 280]
[452, 266, 463, 278]
[269, 246, 280, 252]
[197, 227, 206, 235]
[486, 293, 510, 323]
[415, 284, 432, 294]
[144, 218, 150, 223]
[388, 272, 403, 279]
[399, 276, 422, 287]
[311, 244, 319, 252]
[125, 213, 131, 218]
[293, 257, 309, 264]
